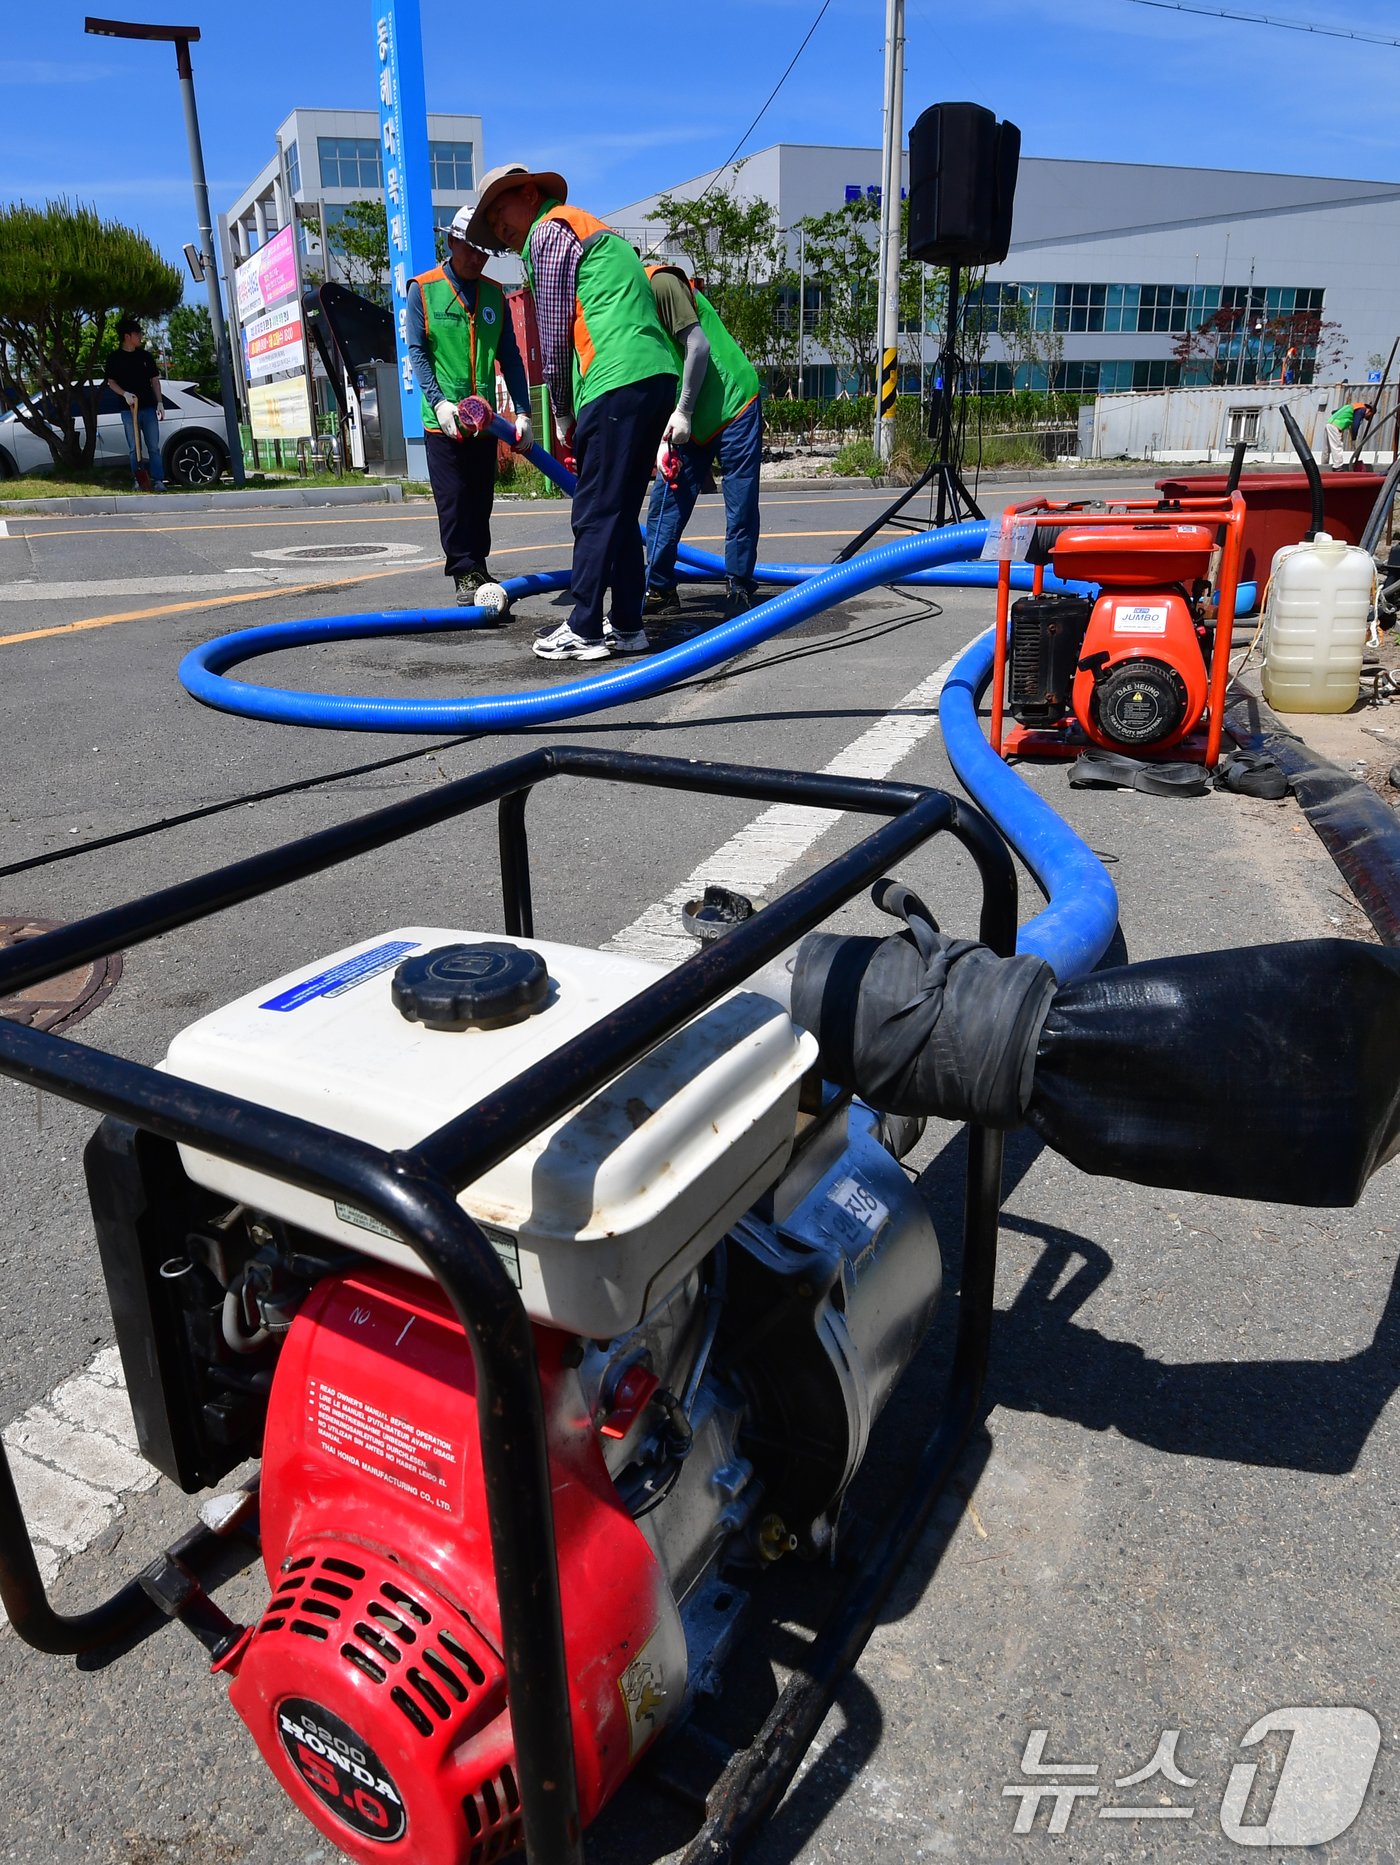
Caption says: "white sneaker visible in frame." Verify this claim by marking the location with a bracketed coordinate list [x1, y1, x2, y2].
[532, 621, 608, 661]
[604, 619, 649, 655]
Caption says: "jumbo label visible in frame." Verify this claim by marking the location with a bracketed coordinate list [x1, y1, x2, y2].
[278, 1697, 407, 1843]
[1111, 603, 1170, 635]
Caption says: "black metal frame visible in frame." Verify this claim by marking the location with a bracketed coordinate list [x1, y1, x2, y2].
[0, 746, 1016, 1865]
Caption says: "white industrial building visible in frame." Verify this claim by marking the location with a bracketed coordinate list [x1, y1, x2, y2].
[222, 107, 486, 290]
[610, 145, 1400, 402]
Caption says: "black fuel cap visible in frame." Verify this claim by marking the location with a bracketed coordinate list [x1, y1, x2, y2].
[391, 942, 550, 1031]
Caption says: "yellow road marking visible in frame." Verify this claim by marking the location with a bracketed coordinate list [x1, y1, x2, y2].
[0, 527, 903, 650]
[12, 492, 905, 542]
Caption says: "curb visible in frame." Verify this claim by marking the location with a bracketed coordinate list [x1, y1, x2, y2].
[0, 483, 405, 516]
[1226, 682, 1400, 945]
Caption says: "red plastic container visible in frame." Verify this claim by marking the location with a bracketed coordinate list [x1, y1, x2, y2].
[1155, 472, 1384, 583]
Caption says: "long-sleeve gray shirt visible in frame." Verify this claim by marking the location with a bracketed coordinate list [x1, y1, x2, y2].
[406, 262, 532, 415]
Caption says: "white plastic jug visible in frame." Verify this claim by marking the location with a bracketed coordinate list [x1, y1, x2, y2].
[1260, 531, 1375, 713]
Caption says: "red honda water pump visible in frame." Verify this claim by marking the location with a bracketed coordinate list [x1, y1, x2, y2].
[990, 493, 1246, 764]
[80, 915, 945, 1863]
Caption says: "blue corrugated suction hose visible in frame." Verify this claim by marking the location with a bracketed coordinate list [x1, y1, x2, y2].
[180, 418, 1255, 976]
[939, 627, 1121, 981]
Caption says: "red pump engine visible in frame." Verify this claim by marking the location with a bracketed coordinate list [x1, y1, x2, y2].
[995, 497, 1244, 762]
[224, 1268, 685, 1863]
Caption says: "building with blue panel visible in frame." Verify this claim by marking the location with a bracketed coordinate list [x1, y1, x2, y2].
[609, 147, 1400, 398]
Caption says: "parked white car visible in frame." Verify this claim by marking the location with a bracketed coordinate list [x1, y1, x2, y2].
[0, 380, 231, 486]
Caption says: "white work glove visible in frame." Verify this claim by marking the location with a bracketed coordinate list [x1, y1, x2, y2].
[434, 399, 463, 440]
[663, 408, 691, 448]
[513, 411, 534, 452]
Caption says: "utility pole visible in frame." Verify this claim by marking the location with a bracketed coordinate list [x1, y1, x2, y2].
[84, 17, 245, 484]
[874, 0, 904, 462]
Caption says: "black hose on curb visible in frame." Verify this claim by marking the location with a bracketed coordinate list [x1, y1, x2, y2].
[1225, 685, 1400, 946]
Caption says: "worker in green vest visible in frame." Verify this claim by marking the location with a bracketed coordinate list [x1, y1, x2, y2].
[406, 208, 534, 604]
[467, 162, 679, 660]
[641, 264, 764, 622]
[1324, 399, 1374, 467]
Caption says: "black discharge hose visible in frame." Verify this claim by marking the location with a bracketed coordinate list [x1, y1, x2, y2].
[1281, 402, 1327, 539]
[790, 887, 1400, 1207]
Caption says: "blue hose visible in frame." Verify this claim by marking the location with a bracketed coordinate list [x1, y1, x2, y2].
[939, 628, 1121, 981]
[181, 417, 1250, 976]
[180, 517, 999, 732]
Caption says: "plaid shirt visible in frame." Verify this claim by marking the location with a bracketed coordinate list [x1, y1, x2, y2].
[528, 216, 582, 421]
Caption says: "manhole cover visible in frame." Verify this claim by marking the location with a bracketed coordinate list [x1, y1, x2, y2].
[253, 542, 424, 564]
[0, 919, 122, 1034]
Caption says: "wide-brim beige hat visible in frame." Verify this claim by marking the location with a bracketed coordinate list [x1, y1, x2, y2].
[463, 163, 568, 251]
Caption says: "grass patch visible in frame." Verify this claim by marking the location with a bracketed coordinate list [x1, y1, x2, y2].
[494, 456, 564, 499]
[831, 438, 884, 480]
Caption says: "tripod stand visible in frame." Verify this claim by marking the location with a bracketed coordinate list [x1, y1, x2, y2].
[834, 266, 983, 563]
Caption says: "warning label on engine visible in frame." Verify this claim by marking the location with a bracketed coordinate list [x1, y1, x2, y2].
[310, 1380, 457, 1512]
[1111, 603, 1170, 635]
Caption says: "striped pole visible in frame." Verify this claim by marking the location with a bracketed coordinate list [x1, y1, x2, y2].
[880, 346, 898, 430]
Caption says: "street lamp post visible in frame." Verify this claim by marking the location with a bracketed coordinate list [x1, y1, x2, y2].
[84, 17, 245, 485]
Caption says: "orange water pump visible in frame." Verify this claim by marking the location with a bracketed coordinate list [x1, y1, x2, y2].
[989, 492, 1246, 766]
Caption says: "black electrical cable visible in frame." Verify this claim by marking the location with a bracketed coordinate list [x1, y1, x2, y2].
[689, 0, 835, 211]
[0, 733, 477, 882]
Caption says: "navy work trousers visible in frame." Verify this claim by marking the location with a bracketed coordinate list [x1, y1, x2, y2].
[424, 428, 497, 577]
[645, 395, 763, 592]
[569, 372, 675, 641]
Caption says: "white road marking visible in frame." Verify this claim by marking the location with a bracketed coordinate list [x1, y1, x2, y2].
[0, 565, 394, 602]
[0, 1346, 156, 1632]
[607, 646, 965, 965]
[0, 639, 965, 1635]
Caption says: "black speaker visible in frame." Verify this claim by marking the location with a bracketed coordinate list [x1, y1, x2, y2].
[907, 102, 1020, 266]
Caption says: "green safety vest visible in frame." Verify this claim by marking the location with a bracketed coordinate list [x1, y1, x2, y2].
[1328, 403, 1359, 432]
[523, 201, 676, 413]
[415, 265, 505, 433]
[647, 266, 760, 444]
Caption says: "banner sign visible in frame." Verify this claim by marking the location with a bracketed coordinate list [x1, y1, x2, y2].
[234, 223, 313, 442]
[235, 225, 299, 324]
[373, 0, 435, 459]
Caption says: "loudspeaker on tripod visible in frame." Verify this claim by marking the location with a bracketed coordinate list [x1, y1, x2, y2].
[907, 102, 1020, 267]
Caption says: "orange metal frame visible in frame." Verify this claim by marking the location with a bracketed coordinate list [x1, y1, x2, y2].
[988, 492, 1247, 769]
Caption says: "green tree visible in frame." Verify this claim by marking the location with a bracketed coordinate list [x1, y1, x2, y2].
[162, 302, 219, 395]
[790, 195, 933, 399]
[794, 196, 881, 394]
[0, 200, 182, 468]
[645, 176, 794, 376]
[327, 199, 390, 304]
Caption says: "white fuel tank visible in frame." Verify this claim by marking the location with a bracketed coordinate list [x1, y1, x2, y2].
[163, 929, 816, 1337]
[1260, 531, 1375, 714]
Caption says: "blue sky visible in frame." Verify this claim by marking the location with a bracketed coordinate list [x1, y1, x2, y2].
[7, 0, 1397, 296]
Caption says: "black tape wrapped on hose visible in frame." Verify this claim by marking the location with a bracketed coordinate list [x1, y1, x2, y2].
[1026, 940, 1400, 1207]
[791, 882, 1056, 1126]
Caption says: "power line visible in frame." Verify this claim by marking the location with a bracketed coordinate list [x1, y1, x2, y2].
[692, 0, 835, 208]
[1128, 0, 1400, 50]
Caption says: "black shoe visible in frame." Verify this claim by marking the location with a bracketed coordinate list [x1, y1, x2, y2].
[644, 585, 681, 616]
[454, 567, 491, 605]
[722, 579, 757, 621]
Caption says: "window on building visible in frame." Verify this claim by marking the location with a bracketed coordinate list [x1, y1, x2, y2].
[285, 140, 301, 196]
[318, 136, 383, 190]
[429, 142, 475, 191]
[1227, 406, 1262, 446]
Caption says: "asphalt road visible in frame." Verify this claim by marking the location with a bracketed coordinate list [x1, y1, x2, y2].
[0, 477, 1394, 1864]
